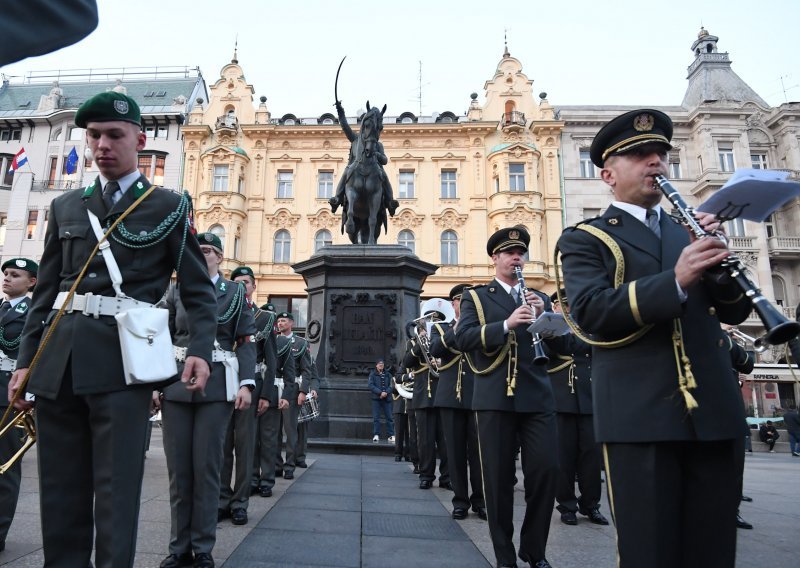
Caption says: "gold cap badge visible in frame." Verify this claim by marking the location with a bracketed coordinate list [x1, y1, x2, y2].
[633, 113, 654, 132]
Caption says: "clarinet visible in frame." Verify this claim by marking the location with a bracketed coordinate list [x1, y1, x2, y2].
[653, 174, 800, 346]
[513, 266, 549, 365]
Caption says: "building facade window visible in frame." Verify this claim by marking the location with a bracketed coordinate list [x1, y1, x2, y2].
[0, 215, 5, 246]
[750, 152, 768, 169]
[274, 229, 291, 263]
[669, 152, 681, 178]
[68, 126, 84, 141]
[440, 169, 457, 198]
[0, 155, 14, 187]
[26, 210, 38, 240]
[268, 296, 308, 328]
[398, 229, 415, 253]
[765, 214, 776, 238]
[277, 171, 293, 198]
[726, 218, 746, 237]
[582, 208, 600, 220]
[213, 165, 229, 192]
[440, 230, 458, 265]
[47, 157, 58, 188]
[0, 128, 21, 141]
[237, 177, 245, 193]
[509, 163, 526, 192]
[233, 236, 240, 260]
[398, 170, 415, 199]
[314, 229, 332, 252]
[718, 144, 735, 172]
[50, 128, 62, 141]
[579, 151, 595, 178]
[145, 126, 168, 139]
[209, 224, 225, 245]
[138, 153, 166, 185]
[317, 171, 334, 198]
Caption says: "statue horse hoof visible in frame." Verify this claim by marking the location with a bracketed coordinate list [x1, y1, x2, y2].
[388, 200, 399, 216]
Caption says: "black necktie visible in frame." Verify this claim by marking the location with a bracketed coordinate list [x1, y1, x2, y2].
[646, 209, 661, 238]
[103, 181, 120, 210]
[510, 287, 521, 306]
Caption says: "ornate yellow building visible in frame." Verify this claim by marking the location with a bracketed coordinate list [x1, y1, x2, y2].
[180, 48, 565, 322]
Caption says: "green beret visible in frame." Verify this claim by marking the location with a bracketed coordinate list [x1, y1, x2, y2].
[276, 312, 294, 320]
[487, 225, 530, 256]
[74, 91, 142, 128]
[2, 257, 38, 275]
[231, 266, 254, 280]
[261, 303, 276, 312]
[197, 232, 223, 253]
[590, 108, 672, 168]
[449, 284, 468, 301]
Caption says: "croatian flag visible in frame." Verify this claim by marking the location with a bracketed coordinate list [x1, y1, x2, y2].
[8, 148, 28, 172]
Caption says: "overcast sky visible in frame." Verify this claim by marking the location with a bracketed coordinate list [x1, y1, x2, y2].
[2, 0, 798, 118]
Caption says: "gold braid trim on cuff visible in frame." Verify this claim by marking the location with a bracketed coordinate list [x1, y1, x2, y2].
[628, 281, 644, 326]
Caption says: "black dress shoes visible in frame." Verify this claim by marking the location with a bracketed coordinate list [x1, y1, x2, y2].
[217, 508, 230, 522]
[497, 563, 517, 568]
[741, 494, 753, 502]
[412, 464, 420, 474]
[419, 479, 432, 489]
[259, 486, 273, 498]
[581, 508, 609, 525]
[231, 508, 248, 525]
[736, 513, 753, 529]
[193, 553, 215, 568]
[452, 507, 468, 520]
[560, 511, 578, 525]
[275, 469, 283, 477]
[296, 461, 308, 468]
[394, 455, 402, 461]
[284, 471, 294, 480]
[439, 481, 453, 490]
[160, 553, 193, 568]
[472, 506, 488, 520]
[532, 560, 553, 568]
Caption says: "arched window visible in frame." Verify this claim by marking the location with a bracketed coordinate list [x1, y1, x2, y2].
[208, 224, 225, 251]
[398, 229, 415, 254]
[274, 230, 291, 263]
[772, 276, 787, 307]
[314, 229, 332, 252]
[440, 230, 458, 265]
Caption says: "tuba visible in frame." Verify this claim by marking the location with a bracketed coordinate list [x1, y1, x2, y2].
[394, 373, 415, 400]
[404, 298, 456, 378]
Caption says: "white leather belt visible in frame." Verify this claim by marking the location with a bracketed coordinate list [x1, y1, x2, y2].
[295, 375, 303, 385]
[53, 291, 153, 319]
[255, 362, 266, 374]
[173, 346, 236, 363]
[274, 377, 284, 398]
[0, 357, 16, 372]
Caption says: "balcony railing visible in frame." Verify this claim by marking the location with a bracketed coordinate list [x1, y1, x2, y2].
[501, 111, 526, 127]
[728, 236, 757, 250]
[767, 236, 800, 257]
[31, 180, 79, 191]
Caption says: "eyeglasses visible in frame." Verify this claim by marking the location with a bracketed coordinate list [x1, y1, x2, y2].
[200, 248, 218, 256]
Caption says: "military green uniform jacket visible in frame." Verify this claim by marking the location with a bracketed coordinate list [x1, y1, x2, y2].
[430, 321, 474, 410]
[455, 279, 555, 413]
[0, 297, 30, 404]
[557, 206, 750, 443]
[253, 306, 278, 400]
[287, 334, 318, 393]
[162, 277, 256, 403]
[274, 335, 299, 405]
[17, 176, 217, 397]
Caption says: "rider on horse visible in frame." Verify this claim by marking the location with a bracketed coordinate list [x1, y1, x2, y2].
[328, 99, 399, 218]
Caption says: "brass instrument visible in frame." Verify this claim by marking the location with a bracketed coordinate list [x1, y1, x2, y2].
[0, 410, 35, 474]
[394, 373, 414, 400]
[654, 175, 800, 347]
[513, 266, 549, 365]
[729, 328, 767, 353]
[404, 298, 456, 378]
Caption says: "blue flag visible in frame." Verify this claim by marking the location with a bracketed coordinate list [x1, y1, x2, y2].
[65, 147, 79, 174]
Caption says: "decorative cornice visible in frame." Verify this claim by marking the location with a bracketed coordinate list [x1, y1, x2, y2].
[265, 209, 301, 228]
[308, 210, 338, 230]
[390, 209, 425, 229]
[432, 209, 468, 229]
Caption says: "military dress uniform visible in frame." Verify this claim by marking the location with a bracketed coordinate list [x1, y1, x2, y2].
[556, 109, 751, 568]
[274, 331, 302, 477]
[291, 333, 319, 466]
[392, 371, 411, 460]
[403, 336, 449, 488]
[455, 227, 558, 568]
[0, 258, 36, 550]
[254, 310, 296, 495]
[160, 271, 256, 561]
[251, 303, 278, 493]
[430, 290, 485, 519]
[219, 267, 263, 524]
[16, 122, 217, 567]
[544, 329, 604, 523]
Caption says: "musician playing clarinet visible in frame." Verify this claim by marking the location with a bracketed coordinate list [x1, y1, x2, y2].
[455, 226, 558, 568]
[557, 109, 751, 568]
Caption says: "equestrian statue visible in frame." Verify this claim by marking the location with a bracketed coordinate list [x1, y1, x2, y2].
[328, 58, 399, 245]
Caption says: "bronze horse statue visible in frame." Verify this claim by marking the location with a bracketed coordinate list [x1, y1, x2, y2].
[330, 58, 398, 245]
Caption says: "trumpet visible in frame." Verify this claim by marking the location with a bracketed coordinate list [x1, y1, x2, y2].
[0, 409, 35, 474]
[728, 328, 767, 353]
[513, 266, 549, 365]
[654, 175, 800, 346]
[404, 298, 456, 378]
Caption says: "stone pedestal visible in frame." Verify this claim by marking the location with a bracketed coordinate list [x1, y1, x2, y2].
[292, 245, 437, 441]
